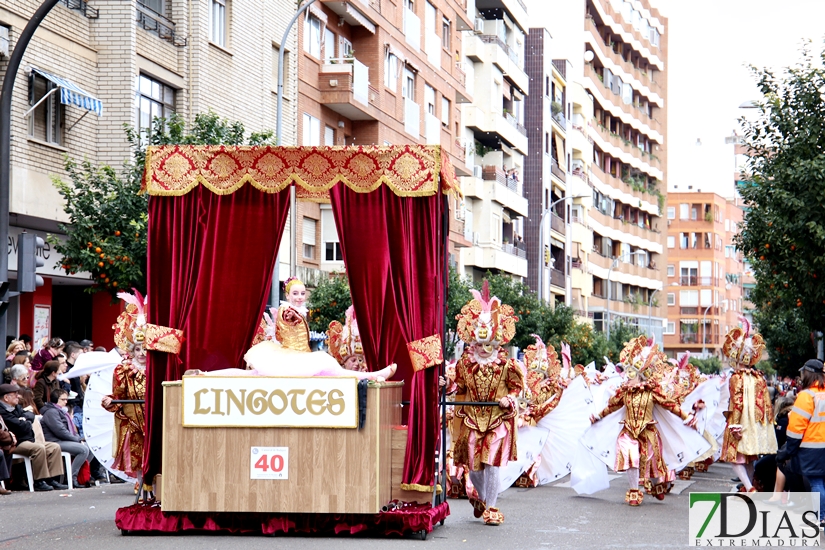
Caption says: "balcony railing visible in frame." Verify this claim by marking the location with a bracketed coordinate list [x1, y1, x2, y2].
[454, 139, 466, 160]
[680, 276, 721, 287]
[136, 3, 185, 46]
[503, 112, 527, 136]
[479, 34, 520, 64]
[552, 59, 567, 80]
[550, 159, 566, 182]
[60, 0, 98, 18]
[552, 111, 567, 128]
[550, 212, 565, 234]
[550, 268, 565, 288]
[481, 165, 520, 194]
[502, 243, 527, 259]
[454, 61, 467, 87]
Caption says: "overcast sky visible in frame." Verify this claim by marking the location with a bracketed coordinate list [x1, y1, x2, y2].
[526, 0, 825, 198]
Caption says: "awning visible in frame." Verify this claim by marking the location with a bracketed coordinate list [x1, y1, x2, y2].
[31, 67, 103, 116]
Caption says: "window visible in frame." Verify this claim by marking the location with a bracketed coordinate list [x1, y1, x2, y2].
[664, 322, 676, 335]
[324, 125, 335, 146]
[667, 264, 675, 277]
[667, 235, 675, 249]
[385, 53, 398, 89]
[339, 36, 353, 58]
[679, 203, 689, 220]
[425, 84, 435, 114]
[28, 72, 63, 145]
[679, 232, 688, 249]
[545, 75, 550, 96]
[136, 74, 175, 144]
[304, 14, 321, 58]
[323, 28, 335, 62]
[436, 16, 449, 49]
[667, 293, 675, 306]
[403, 67, 415, 101]
[302, 217, 317, 259]
[302, 113, 320, 145]
[271, 45, 290, 94]
[322, 209, 343, 262]
[680, 290, 699, 307]
[667, 206, 675, 219]
[441, 97, 450, 125]
[139, 0, 163, 13]
[210, 0, 226, 47]
[545, 133, 549, 154]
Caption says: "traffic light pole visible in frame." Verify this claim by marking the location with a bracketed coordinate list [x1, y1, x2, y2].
[0, 0, 61, 347]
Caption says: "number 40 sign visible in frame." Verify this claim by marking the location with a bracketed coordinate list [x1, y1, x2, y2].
[250, 447, 289, 480]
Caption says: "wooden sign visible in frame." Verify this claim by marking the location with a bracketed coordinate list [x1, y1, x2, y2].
[181, 376, 358, 429]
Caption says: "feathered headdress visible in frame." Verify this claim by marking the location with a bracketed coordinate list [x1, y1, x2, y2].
[523, 334, 561, 379]
[455, 280, 518, 345]
[328, 305, 364, 366]
[619, 335, 666, 382]
[112, 288, 183, 355]
[722, 316, 765, 367]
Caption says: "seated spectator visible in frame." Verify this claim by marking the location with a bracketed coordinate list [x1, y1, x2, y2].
[9, 364, 36, 413]
[80, 339, 94, 353]
[0, 384, 66, 491]
[30, 338, 64, 372]
[32, 361, 60, 411]
[40, 389, 92, 488]
[0, 415, 13, 494]
[63, 343, 85, 433]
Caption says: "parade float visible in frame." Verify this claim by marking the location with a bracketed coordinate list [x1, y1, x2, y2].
[114, 144, 455, 538]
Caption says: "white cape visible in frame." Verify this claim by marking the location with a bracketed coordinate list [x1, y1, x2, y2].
[572, 394, 712, 495]
[499, 376, 595, 490]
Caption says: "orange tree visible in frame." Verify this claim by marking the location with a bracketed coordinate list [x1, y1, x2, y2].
[51, 111, 275, 296]
[734, 45, 825, 369]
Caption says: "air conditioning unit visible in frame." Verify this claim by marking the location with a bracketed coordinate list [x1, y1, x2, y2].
[473, 165, 482, 179]
[0, 27, 9, 59]
[474, 18, 485, 34]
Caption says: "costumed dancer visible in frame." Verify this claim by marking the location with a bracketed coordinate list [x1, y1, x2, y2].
[102, 290, 183, 495]
[585, 336, 704, 506]
[719, 317, 777, 492]
[327, 305, 367, 372]
[446, 281, 523, 526]
[499, 336, 592, 489]
[195, 278, 396, 381]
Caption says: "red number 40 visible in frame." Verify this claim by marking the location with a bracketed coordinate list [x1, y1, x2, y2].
[254, 454, 284, 472]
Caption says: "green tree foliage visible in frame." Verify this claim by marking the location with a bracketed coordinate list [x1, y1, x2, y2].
[52, 111, 275, 296]
[689, 356, 723, 375]
[752, 307, 814, 376]
[604, 320, 643, 364]
[307, 275, 352, 333]
[734, 45, 825, 364]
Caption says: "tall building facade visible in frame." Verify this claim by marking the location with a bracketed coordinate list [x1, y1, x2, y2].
[294, 0, 473, 284]
[663, 192, 747, 359]
[578, 0, 668, 338]
[457, 0, 530, 282]
[524, 28, 570, 304]
[0, 0, 298, 344]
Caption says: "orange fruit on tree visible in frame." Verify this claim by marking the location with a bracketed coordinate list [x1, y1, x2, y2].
[112, 281, 118, 287]
[95, 247, 101, 253]
[115, 231, 121, 236]
[99, 253, 105, 259]
[98, 262, 104, 268]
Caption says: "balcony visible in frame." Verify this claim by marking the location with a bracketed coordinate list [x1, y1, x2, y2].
[319, 58, 376, 120]
[476, 0, 529, 31]
[679, 276, 721, 287]
[61, 0, 98, 18]
[503, 112, 527, 136]
[550, 159, 566, 183]
[136, 2, 185, 46]
[584, 18, 662, 98]
[550, 268, 566, 289]
[478, 34, 528, 93]
[502, 243, 527, 259]
[467, 166, 528, 216]
[552, 111, 567, 131]
[404, 97, 420, 137]
[404, 8, 421, 50]
[464, 104, 527, 153]
[550, 212, 565, 235]
[461, 243, 528, 278]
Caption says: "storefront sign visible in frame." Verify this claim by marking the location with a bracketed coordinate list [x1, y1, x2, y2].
[7, 227, 89, 280]
[181, 376, 358, 429]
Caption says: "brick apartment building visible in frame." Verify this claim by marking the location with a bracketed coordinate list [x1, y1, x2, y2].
[663, 192, 747, 359]
[0, 0, 298, 345]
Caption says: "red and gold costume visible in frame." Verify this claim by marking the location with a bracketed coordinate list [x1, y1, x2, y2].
[719, 320, 777, 466]
[522, 337, 565, 425]
[449, 281, 523, 526]
[328, 306, 367, 372]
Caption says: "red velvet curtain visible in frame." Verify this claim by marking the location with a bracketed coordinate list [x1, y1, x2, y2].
[143, 185, 291, 478]
[329, 185, 445, 491]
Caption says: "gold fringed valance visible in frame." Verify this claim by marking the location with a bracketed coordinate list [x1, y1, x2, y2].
[142, 144, 459, 200]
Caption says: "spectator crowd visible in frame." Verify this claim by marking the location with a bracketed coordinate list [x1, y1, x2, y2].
[0, 336, 118, 493]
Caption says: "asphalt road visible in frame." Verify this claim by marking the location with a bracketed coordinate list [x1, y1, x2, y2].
[0, 463, 751, 550]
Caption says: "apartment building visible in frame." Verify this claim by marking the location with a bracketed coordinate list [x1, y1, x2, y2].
[523, 28, 570, 304]
[0, 0, 298, 344]
[456, 0, 529, 282]
[577, 0, 667, 339]
[663, 192, 746, 359]
[294, 0, 473, 283]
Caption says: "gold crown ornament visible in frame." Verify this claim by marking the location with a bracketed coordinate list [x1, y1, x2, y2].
[722, 316, 765, 368]
[455, 280, 518, 346]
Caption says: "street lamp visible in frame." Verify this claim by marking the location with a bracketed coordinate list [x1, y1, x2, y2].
[536, 194, 587, 303]
[605, 250, 644, 341]
[275, 0, 321, 282]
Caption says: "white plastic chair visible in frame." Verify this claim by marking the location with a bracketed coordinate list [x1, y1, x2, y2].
[60, 452, 73, 490]
[11, 453, 34, 492]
